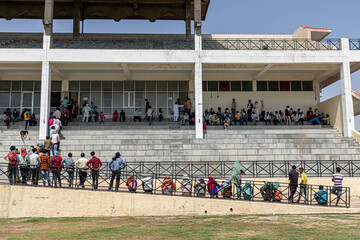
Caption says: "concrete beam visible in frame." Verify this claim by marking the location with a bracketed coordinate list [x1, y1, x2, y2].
[73, 0, 81, 39]
[185, 0, 191, 37]
[133, 0, 138, 9]
[254, 64, 273, 80]
[121, 63, 132, 81]
[52, 64, 66, 79]
[43, 0, 54, 36]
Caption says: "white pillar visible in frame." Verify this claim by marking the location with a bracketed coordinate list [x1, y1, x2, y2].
[340, 38, 354, 137]
[194, 59, 203, 139]
[39, 0, 54, 140]
[194, 0, 203, 139]
[39, 36, 52, 140]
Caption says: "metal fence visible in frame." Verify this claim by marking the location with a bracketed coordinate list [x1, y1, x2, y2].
[0, 37, 43, 48]
[0, 162, 350, 208]
[51, 37, 194, 50]
[202, 38, 341, 50]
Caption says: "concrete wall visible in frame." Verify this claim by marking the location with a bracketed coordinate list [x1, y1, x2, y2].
[317, 95, 343, 132]
[0, 185, 358, 219]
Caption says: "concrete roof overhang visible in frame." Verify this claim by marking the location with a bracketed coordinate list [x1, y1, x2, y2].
[0, 0, 211, 21]
[0, 62, 346, 83]
[352, 91, 360, 116]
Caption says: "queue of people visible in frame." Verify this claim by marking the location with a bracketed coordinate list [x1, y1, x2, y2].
[2, 145, 345, 206]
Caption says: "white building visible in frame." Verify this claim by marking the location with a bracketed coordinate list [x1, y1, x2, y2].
[0, 0, 359, 140]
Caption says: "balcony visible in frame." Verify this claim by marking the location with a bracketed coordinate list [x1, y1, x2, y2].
[202, 38, 342, 50]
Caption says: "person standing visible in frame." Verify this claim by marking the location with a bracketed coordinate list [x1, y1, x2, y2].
[285, 106, 291, 125]
[145, 99, 150, 120]
[254, 101, 260, 120]
[51, 130, 60, 155]
[173, 102, 183, 122]
[297, 167, 308, 204]
[18, 148, 30, 185]
[108, 152, 126, 191]
[4, 146, 18, 185]
[288, 165, 299, 203]
[82, 103, 91, 122]
[43, 136, 52, 157]
[61, 96, 69, 108]
[247, 100, 253, 121]
[86, 151, 102, 190]
[50, 151, 62, 187]
[231, 99, 237, 118]
[75, 153, 89, 188]
[62, 152, 75, 188]
[146, 106, 154, 126]
[331, 167, 344, 206]
[29, 148, 40, 186]
[40, 149, 51, 186]
[185, 98, 192, 115]
[24, 109, 30, 130]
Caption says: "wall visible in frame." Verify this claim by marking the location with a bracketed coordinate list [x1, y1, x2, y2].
[317, 95, 343, 132]
[0, 185, 358, 219]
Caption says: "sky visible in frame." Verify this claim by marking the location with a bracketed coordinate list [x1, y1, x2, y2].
[1, 0, 360, 127]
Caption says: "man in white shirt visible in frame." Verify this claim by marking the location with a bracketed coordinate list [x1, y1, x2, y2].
[29, 149, 40, 185]
[75, 153, 89, 188]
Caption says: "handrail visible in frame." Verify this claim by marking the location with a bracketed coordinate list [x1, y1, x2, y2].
[0, 162, 350, 208]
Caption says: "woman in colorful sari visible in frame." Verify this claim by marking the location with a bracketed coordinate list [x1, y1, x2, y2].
[162, 175, 176, 195]
[273, 181, 283, 202]
[207, 176, 220, 198]
[126, 174, 137, 192]
[242, 181, 253, 200]
[112, 110, 119, 122]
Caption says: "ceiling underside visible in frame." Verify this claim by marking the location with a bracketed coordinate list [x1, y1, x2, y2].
[0, 0, 211, 21]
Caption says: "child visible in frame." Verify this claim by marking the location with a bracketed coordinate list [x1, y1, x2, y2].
[99, 112, 105, 124]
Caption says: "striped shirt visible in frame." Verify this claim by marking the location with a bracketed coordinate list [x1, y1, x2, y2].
[332, 173, 343, 187]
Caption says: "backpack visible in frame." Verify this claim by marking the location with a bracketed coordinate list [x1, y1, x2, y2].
[8, 151, 17, 164]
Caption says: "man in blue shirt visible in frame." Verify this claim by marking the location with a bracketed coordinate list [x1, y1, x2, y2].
[315, 185, 327, 205]
[108, 152, 126, 191]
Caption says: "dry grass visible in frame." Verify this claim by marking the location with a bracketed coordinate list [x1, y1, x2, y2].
[1, 214, 360, 240]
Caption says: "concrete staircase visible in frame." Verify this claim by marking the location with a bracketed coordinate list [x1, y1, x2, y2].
[0, 122, 360, 162]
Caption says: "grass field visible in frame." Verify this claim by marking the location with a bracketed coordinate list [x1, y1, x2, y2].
[1, 214, 360, 240]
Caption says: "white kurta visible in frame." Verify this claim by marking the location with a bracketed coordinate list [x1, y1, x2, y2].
[173, 104, 183, 121]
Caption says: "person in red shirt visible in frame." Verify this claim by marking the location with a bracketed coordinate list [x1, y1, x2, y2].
[50, 151, 62, 187]
[86, 151, 103, 190]
[99, 112, 105, 124]
[4, 146, 18, 185]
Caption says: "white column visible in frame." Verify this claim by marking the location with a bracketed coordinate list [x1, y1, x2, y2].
[194, 0, 203, 139]
[39, 0, 54, 140]
[340, 38, 354, 137]
[39, 36, 52, 140]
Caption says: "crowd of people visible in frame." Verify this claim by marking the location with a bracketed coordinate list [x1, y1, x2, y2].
[3, 146, 344, 206]
[203, 99, 330, 130]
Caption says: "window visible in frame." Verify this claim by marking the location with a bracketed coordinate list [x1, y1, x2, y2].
[202, 81, 207, 91]
[51, 92, 61, 108]
[11, 93, 21, 107]
[280, 81, 290, 91]
[124, 81, 134, 91]
[51, 81, 61, 92]
[302, 81, 313, 91]
[208, 81, 218, 91]
[91, 81, 101, 91]
[268, 81, 279, 91]
[231, 81, 242, 91]
[242, 81, 253, 91]
[257, 81, 267, 91]
[80, 81, 90, 91]
[157, 81, 167, 91]
[0, 81, 10, 91]
[135, 81, 145, 91]
[219, 81, 230, 91]
[168, 81, 178, 91]
[23, 81, 34, 91]
[12, 81, 22, 91]
[146, 81, 156, 91]
[0, 93, 10, 107]
[102, 81, 112, 91]
[34, 81, 41, 91]
[179, 81, 189, 91]
[291, 81, 302, 91]
[113, 81, 123, 91]
[69, 81, 79, 91]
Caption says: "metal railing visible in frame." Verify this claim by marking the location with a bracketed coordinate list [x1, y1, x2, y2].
[51, 37, 194, 50]
[349, 39, 360, 50]
[1, 161, 359, 182]
[0, 163, 350, 208]
[0, 37, 43, 48]
[202, 38, 341, 50]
